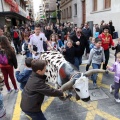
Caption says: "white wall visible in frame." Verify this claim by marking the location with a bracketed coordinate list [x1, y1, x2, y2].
[0, 1, 11, 12]
[72, 0, 82, 27]
[61, 0, 83, 27]
[86, 0, 120, 37]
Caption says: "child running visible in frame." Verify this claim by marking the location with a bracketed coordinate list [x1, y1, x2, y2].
[87, 37, 105, 88]
[62, 40, 75, 65]
[107, 52, 120, 103]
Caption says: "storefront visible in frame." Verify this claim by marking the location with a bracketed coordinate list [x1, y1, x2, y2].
[0, 0, 29, 27]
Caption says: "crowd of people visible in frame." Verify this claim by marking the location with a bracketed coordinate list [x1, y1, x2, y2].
[0, 19, 120, 119]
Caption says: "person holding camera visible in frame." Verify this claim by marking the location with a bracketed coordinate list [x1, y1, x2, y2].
[28, 24, 53, 59]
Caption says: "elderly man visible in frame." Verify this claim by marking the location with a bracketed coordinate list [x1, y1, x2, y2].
[71, 28, 90, 70]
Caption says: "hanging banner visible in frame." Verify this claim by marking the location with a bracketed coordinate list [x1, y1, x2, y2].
[4, 0, 19, 13]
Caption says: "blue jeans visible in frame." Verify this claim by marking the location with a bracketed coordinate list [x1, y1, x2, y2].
[92, 63, 101, 84]
[24, 111, 47, 120]
[26, 52, 32, 58]
[113, 81, 120, 99]
[74, 56, 82, 70]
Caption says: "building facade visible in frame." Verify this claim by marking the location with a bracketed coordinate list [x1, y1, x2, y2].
[0, 0, 31, 27]
[60, 0, 85, 27]
[86, 0, 120, 36]
[43, 0, 56, 22]
[39, 4, 45, 20]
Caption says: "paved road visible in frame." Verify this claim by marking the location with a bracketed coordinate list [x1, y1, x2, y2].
[2, 39, 120, 120]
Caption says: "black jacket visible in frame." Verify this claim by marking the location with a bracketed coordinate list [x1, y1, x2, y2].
[82, 28, 92, 40]
[112, 44, 120, 56]
[71, 35, 90, 57]
[20, 72, 63, 112]
[63, 46, 75, 64]
[8, 52, 17, 69]
[44, 30, 53, 40]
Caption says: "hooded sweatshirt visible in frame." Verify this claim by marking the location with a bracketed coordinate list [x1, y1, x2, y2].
[88, 46, 105, 65]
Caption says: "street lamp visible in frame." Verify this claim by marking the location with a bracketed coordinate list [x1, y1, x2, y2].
[56, 0, 61, 26]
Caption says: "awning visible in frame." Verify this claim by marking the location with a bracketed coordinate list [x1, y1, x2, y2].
[0, 11, 30, 21]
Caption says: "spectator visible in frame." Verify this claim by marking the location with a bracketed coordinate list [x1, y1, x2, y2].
[99, 20, 105, 34]
[15, 58, 33, 90]
[109, 20, 115, 39]
[48, 34, 57, 50]
[44, 26, 53, 41]
[13, 26, 21, 54]
[56, 34, 64, 51]
[0, 36, 18, 93]
[89, 37, 95, 50]
[4, 25, 12, 42]
[112, 38, 120, 60]
[87, 38, 105, 88]
[94, 24, 100, 38]
[22, 33, 32, 58]
[82, 23, 92, 40]
[57, 25, 65, 44]
[99, 26, 114, 70]
[71, 28, 90, 70]
[20, 59, 64, 120]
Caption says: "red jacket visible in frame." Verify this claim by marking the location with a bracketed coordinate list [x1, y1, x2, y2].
[98, 33, 114, 50]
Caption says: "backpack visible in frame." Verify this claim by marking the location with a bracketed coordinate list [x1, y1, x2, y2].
[0, 50, 8, 65]
[13, 31, 19, 38]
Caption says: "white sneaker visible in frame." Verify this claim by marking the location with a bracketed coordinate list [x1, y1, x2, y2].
[110, 84, 113, 93]
[8, 88, 13, 94]
[115, 98, 120, 103]
[15, 89, 19, 93]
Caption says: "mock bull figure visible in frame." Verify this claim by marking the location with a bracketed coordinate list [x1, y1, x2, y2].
[40, 51, 107, 102]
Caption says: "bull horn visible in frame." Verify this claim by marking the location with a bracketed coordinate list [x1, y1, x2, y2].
[60, 79, 76, 91]
[84, 69, 108, 77]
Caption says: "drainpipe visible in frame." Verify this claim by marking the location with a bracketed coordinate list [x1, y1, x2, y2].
[1, 0, 4, 12]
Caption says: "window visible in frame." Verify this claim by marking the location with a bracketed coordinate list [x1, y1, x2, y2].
[64, 9, 66, 18]
[93, 0, 97, 11]
[69, 6, 72, 18]
[105, 0, 111, 9]
[74, 4, 77, 16]
[67, 8, 68, 18]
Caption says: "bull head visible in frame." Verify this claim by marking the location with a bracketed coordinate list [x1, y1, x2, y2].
[60, 69, 107, 102]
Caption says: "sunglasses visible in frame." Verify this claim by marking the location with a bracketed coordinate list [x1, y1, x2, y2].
[77, 31, 81, 33]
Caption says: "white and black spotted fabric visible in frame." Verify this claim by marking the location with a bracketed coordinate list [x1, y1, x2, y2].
[40, 51, 65, 84]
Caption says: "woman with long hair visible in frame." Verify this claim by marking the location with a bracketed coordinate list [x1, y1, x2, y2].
[0, 36, 18, 93]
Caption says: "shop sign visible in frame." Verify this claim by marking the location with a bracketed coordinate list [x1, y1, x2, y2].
[4, 0, 19, 13]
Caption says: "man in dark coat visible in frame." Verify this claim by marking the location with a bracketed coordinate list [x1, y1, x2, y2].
[71, 28, 90, 70]
[44, 26, 53, 41]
